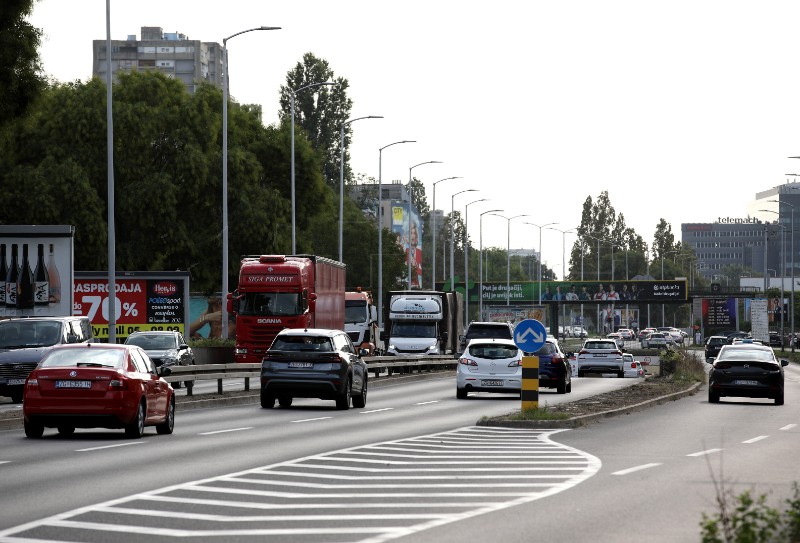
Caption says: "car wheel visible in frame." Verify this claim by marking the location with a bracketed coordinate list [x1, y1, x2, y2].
[456, 388, 468, 399]
[278, 396, 293, 408]
[11, 390, 23, 403]
[708, 389, 720, 404]
[156, 397, 175, 435]
[556, 379, 567, 394]
[57, 426, 75, 436]
[173, 381, 182, 389]
[260, 389, 275, 409]
[336, 378, 352, 410]
[125, 401, 145, 439]
[617, 370, 624, 378]
[24, 420, 44, 439]
[566, 380, 572, 393]
[775, 391, 785, 406]
[352, 378, 367, 408]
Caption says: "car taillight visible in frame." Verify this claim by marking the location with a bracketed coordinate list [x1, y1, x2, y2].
[630, 362, 637, 369]
[614, 350, 623, 356]
[322, 353, 343, 363]
[459, 358, 478, 366]
[550, 356, 564, 365]
[714, 362, 731, 369]
[578, 349, 588, 355]
[508, 359, 521, 367]
[26, 378, 38, 386]
[109, 376, 126, 390]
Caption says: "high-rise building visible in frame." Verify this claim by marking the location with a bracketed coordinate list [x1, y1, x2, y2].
[92, 27, 222, 95]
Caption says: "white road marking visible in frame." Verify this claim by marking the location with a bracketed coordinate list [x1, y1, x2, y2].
[780, 424, 797, 431]
[415, 400, 439, 405]
[612, 463, 662, 476]
[75, 442, 145, 452]
[198, 427, 253, 435]
[360, 408, 394, 414]
[291, 417, 332, 423]
[742, 435, 768, 444]
[687, 448, 722, 457]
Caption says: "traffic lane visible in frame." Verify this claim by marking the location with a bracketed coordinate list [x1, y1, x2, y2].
[0, 373, 638, 530]
[402, 365, 800, 543]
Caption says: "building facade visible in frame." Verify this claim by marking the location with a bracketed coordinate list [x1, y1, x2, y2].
[92, 27, 222, 95]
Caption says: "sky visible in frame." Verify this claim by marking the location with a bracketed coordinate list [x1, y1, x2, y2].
[26, 0, 800, 278]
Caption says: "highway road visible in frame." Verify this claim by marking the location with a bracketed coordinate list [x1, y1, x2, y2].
[0, 365, 798, 543]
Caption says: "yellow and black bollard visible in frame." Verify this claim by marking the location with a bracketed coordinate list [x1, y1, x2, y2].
[521, 354, 539, 410]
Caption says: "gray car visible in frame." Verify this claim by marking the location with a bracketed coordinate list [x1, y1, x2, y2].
[124, 331, 194, 389]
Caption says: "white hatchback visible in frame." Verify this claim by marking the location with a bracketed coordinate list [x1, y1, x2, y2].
[456, 339, 521, 399]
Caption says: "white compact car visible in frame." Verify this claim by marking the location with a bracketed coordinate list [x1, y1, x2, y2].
[456, 338, 521, 399]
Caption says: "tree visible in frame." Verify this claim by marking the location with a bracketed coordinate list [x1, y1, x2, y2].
[0, 0, 46, 125]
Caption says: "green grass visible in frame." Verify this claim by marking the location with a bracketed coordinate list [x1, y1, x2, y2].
[503, 404, 572, 421]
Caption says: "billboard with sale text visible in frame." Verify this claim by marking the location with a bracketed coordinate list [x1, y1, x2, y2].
[73, 272, 190, 341]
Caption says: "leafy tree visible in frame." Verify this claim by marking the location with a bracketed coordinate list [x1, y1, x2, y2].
[0, 0, 46, 125]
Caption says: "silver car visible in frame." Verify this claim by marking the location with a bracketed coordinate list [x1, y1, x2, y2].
[576, 339, 624, 378]
[456, 338, 521, 399]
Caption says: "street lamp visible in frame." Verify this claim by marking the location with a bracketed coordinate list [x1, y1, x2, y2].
[463, 198, 488, 326]
[339, 115, 383, 262]
[770, 198, 795, 348]
[291, 80, 337, 254]
[525, 222, 558, 304]
[450, 189, 478, 292]
[407, 161, 442, 288]
[762, 209, 786, 345]
[546, 226, 577, 281]
[492, 214, 530, 306]
[222, 25, 280, 340]
[377, 140, 415, 334]
[431, 177, 461, 290]
[479, 209, 503, 321]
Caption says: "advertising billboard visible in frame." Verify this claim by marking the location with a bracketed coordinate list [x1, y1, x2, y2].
[73, 272, 190, 341]
[391, 201, 423, 288]
[0, 225, 74, 318]
[463, 279, 688, 304]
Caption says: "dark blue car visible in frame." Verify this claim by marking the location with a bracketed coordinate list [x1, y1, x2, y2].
[525, 337, 572, 394]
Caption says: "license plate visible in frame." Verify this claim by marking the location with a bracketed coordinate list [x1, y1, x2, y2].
[6, 379, 25, 385]
[55, 380, 91, 389]
[733, 379, 759, 386]
[481, 379, 504, 386]
[288, 362, 313, 369]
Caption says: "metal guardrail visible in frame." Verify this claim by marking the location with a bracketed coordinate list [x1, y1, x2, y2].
[164, 355, 458, 396]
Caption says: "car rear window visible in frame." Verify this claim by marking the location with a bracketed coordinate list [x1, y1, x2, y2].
[717, 349, 775, 362]
[41, 348, 125, 369]
[467, 325, 512, 339]
[708, 338, 726, 346]
[272, 336, 333, 351]
[533, 342, 557, 356]
[468, 343, 519, 359]
[584, 341, 617, 350]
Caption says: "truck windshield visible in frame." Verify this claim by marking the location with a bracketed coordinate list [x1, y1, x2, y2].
[345, 300, 367, 324]
[238, 292, 301, 316]
[391, 322, 437, 338]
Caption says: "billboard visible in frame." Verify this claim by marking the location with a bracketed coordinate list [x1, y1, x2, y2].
[391, 200, 423, 288]
[457, 279, 688, 304]
[73, 272, 190, 341]
[0, 225, 74, 318]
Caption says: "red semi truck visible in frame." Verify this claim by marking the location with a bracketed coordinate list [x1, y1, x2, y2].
[227, 255, 346, 364]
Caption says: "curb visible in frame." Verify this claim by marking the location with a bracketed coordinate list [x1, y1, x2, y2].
[477, 381, 703, 429]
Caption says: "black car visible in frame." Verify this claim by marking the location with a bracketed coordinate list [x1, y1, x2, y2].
[768, 331, 783, 348]
[456, 321, 514, 358]
[708, 343, 788, 405]
[525, 337, 572, 394]
[260, 328, 368, 410]
[704, 335, 729, 362]
[124, 331, 195, 388]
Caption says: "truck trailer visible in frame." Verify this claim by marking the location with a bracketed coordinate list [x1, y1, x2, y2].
[382, 290, 463, 356]
[228, 255, 345, 364]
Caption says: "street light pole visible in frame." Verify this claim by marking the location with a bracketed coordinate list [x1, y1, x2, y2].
[407, 161, 442, 288]
[339, 115, 382, 262]
[492, 214, 530, 306]
[431, 177, 461, 290]
[770, 198, 795, 348]
[525, 222, 557, 304]
[450, 189, 478, 292]
[291, 80, 337, 254]
[222, 25, 280, 340]
[377, 140, 415, 335]
[463, 198, 488, 326]
[479, 209, 503, 321]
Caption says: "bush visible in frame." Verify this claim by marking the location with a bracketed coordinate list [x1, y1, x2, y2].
[187, 337, 236, 348]
[660, 348, 706, 383]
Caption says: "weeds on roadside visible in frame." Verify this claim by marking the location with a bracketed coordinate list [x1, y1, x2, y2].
[660, 348, 706, 383]
[506, 403, 571, 421]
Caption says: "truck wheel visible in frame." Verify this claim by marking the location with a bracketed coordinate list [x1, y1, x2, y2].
[336, 378, 352, 410]
[260, 389, 275, 409]
[352, 378, 367, 408]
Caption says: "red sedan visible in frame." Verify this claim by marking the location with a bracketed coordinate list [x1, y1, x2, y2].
[23, 343, 175, 439]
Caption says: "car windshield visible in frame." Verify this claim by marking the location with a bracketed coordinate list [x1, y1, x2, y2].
[125, 335, 177, 350]
[0, 321, 63, 349]
[344, 300, 367, 324]
[238, 292, 301, 316]
[40, 348, 124, 368]
[717, 349, 776, 362]
[391, 322, 437, 338]
[272, 336, 333, 351]
[468, 343, 519, 359]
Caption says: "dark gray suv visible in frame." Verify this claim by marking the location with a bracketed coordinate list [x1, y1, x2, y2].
[0, 316, 94, 403]
[456, 321, 514, 358]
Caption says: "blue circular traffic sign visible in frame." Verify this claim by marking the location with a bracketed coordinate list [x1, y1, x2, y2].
[513, 319, 547, 352]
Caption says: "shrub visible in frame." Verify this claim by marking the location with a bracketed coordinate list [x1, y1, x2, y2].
[188, 337, 236, 348]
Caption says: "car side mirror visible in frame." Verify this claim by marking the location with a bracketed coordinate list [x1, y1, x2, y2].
[359, 348, 369, 357]
[158, 366, 172, 377]
[180, 343, 189, 350]
[781, 359, 789, 366]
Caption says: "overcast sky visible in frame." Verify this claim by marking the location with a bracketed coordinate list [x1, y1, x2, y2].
[27, 0, 800, 278]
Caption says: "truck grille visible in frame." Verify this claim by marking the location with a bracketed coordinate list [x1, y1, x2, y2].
[0, 362, 38, 379]
[396, 348, 430, 355]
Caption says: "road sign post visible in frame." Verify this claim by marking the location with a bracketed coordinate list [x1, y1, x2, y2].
[514, 319, 546, 410]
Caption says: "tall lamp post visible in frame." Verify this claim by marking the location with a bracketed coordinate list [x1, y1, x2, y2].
[771, 197, 795, 348]
[407, 161, 442, 288]
[431, 177, 461, 290]
[762, 208, 786, 346]
[524, 222, 557, 304]
[463, 198, 488, 326]
[339, 115, 383, 262]
[377, 140, 415, 334]
[291, 80, 337, 254]
[222, 25, 280, 340]
[450, 189, 478, 291]
[547, 226, 576, 331]
[479, 209, 503, 321]
[491, 214, 530, 305]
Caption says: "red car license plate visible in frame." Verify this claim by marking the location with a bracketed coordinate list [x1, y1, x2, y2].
[55, 380, 91, 389]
